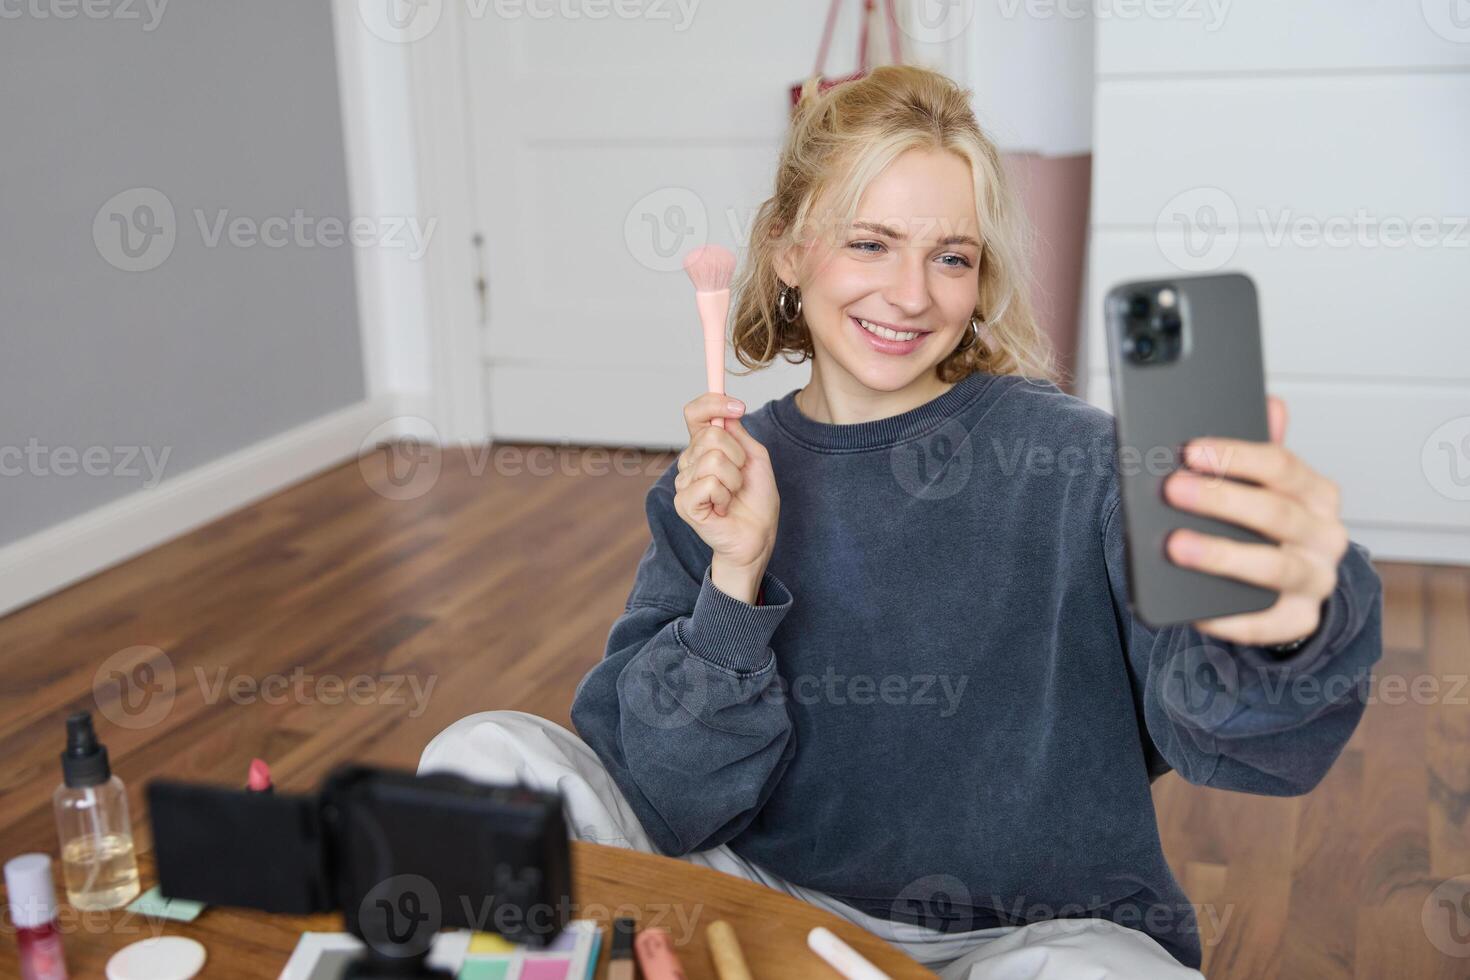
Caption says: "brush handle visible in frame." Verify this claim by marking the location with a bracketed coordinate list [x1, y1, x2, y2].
[695, 289, 730, 429]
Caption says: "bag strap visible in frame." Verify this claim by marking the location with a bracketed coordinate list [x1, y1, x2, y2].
[812, 0, 902, 78]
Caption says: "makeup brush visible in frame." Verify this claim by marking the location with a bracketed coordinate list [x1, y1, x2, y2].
[682, 244, 737, 429]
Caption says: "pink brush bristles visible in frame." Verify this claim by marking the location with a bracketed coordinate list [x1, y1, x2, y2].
[683, 244, 737, 428]
[682, 244, 737, 293]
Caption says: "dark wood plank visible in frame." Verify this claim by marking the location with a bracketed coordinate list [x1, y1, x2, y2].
[0, 450, 1465, 978]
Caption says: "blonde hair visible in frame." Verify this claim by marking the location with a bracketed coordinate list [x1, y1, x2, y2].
[730, 64, 1055, 385]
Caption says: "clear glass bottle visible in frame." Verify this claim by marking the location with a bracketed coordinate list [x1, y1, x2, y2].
[51, 712, 140, 911]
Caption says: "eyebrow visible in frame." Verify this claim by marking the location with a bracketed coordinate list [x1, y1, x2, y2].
[851, 220, 980, 249]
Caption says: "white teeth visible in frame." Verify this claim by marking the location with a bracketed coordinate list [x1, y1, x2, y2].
[857, 318, 920, 342]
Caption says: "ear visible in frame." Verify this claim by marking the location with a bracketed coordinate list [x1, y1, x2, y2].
[773, 232, 798, 287]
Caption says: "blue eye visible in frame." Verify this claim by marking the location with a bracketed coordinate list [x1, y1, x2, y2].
[849, 240, 884, 253]
[939, 254, 974, 269]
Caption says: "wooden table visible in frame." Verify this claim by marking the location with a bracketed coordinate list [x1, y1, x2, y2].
[9, 842, 938, 979]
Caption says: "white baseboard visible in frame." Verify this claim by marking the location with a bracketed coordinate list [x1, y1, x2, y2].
[1348, 525, 1470, 567]
[0, 395, 415, 618]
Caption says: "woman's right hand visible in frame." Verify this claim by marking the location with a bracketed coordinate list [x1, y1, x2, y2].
[673, 392, 780, 603]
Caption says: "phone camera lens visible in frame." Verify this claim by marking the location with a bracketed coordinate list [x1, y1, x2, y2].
[1156, 312, 1182, 334]
[1134, 335, 1156, 360]
[1128, 294, 1151, 319]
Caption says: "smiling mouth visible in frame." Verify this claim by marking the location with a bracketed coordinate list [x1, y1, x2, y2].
[851, 315, 931, 344]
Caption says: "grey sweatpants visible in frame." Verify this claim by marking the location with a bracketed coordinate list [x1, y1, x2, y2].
[418, 710, 1206, 980]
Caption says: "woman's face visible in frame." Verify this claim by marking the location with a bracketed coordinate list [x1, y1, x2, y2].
[778, 148, 982, 394]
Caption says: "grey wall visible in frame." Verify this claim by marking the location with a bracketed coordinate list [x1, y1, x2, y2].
[0, 1, 366, 547]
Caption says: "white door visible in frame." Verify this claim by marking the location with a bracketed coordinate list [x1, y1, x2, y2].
[457, 2, 878, 448]
[1083, 4, 1470, 564]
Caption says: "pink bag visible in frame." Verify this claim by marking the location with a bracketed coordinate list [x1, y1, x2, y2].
[789, 0, 903, 114]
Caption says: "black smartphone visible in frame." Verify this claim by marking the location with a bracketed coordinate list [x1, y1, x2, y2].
[1103, 272, 1277, 628]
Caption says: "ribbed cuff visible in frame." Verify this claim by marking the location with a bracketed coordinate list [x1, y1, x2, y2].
[678, 566, 793, 673]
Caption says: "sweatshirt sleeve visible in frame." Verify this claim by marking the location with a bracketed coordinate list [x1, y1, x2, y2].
[569, 477, 796, 857]
[1101, 489, 1384, 797]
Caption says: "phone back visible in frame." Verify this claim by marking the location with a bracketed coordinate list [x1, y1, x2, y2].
[1103, 272, 1277, 627]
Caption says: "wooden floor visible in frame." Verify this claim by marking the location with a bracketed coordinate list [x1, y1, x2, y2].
[1, 446, 1466, 978]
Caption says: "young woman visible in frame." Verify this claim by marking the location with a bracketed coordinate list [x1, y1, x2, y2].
[420, 65, 1383, 978]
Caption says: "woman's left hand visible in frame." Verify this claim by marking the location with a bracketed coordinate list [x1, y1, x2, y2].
[1162, 396, 1349, 647]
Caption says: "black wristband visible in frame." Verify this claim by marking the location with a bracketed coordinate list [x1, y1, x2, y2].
[1264, 597, 1331, 656]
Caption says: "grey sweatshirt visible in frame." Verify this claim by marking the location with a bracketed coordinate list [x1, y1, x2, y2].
[569, 370, 1383, 968]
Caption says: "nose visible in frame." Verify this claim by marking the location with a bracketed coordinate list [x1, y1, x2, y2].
[881, 249, 931, 318]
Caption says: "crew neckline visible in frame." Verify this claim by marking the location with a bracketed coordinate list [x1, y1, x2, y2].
[770, 370, 998, 453]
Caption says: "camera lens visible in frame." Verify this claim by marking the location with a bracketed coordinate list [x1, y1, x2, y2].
[1156, 312, 1182, 334]
[1128, 294, 1151, 319]
[1134, 335, 1156, 359]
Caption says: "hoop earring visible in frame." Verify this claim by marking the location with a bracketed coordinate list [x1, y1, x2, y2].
[955, 314, 983, 353]
[777, 283, 802, 323]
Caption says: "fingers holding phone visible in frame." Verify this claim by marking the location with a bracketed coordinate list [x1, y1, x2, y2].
[1162, 395, 1350, 646]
